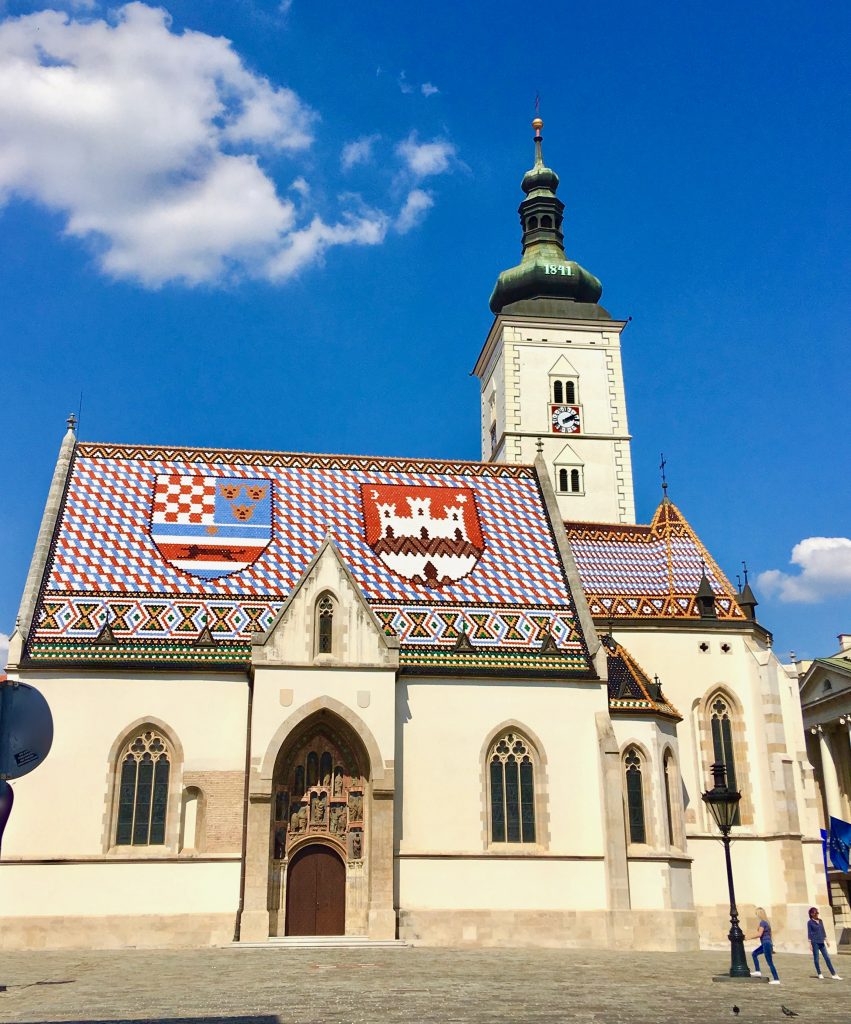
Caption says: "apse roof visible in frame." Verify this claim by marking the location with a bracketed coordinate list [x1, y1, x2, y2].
[26, 442, 593, 674]
[566, 499, 745, 621]
[602, 635, 681, 720]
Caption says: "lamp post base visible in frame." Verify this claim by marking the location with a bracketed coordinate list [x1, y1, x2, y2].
[728, 924, 751, 978]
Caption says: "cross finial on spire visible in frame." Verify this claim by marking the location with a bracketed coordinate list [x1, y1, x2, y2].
[67, 412, 77, 433]
[659, 452, 668, 497]
[742, 560, 749, 586]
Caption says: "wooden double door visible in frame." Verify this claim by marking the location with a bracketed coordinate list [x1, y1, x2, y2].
[285, 844, 346, 936]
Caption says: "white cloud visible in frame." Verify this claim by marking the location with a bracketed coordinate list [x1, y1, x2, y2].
[395, 188, 433, 234]
[758, 537, 851, 603]
[396, 132, 456, 178]
[0, 632, 8, 671]
[0, 3, 398, 285]
[278, 0, 293, 14]
[421, 82, 439, 97]
[290, 176, 310, 196]
[341, 134, 380, 171]
[397, 70, 413, 94]
[266, 208, 388, 281]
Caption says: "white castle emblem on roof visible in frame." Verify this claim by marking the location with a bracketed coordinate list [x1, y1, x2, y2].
[362, 485, 484, 589]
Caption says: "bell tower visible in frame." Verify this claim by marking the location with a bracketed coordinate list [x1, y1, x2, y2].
[472, 118, 635, 524]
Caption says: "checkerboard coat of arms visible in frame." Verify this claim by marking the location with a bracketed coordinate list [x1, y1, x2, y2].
[360, 483, 485, 588]
[150, 474, 273, 579]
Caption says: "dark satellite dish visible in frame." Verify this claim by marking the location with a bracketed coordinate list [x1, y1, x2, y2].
[0, 681, 54, 780]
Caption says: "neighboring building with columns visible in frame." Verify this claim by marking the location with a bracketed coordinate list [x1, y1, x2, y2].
[797, 637, 851, 949]
[0, 119, 829, 953]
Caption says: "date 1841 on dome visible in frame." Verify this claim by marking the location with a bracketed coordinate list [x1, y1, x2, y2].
[551, 404, 581, 434]
[543, 263, 574, 277]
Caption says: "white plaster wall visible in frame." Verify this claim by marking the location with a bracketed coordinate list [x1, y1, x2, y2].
[0, 861, 240, 916]
[395, 676, 610, 909]
[398, 857, 606, 910]
[3, 671, 247, 857]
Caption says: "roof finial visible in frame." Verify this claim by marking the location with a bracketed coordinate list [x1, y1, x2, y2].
[66, 412, 77, 433]
[741, 560, 749, 586]
[532, 96, 543, 167]
[659, 452, 669, 499]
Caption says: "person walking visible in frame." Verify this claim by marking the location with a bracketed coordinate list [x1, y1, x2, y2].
[750, 907, 780, 984]
[808, 907, 842, 980]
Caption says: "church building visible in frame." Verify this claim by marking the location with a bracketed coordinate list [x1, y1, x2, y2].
[1, 119, 829, 952]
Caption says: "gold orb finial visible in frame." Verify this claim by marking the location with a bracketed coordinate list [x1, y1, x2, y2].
[532, 117, 543, 131]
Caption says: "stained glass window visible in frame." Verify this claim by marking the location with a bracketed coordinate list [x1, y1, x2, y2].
[711, 696, 740, 825]
[317, 595, 334, 654]
[489, 732, 536, 844]
[115, 730, 171, 846]
[624, 747, 646, 844]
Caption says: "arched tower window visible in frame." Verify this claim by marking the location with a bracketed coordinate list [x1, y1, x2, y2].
[316, 593, 335, 656]
[559, 468, 568, 491]
[527, 216, 538, 230]
[564, 380, 576, 403]
[553, 380, 563, 403]
[488, 731, 537, 844]
[115, 729, 171, 846]
[624, 747, 646, 844]
[570, 468, 581, 493]
[540, 215, 552, 228]
[710, 696, 740, 825]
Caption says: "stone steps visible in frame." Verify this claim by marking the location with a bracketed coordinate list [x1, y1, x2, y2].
[229, 935, 409, 949]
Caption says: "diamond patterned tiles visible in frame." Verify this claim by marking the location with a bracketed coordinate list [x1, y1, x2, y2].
[30, 445, 589, 668]
[566, 500, 744, 621]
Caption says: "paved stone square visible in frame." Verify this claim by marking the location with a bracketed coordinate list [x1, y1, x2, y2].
[0, 947, 847, 1024]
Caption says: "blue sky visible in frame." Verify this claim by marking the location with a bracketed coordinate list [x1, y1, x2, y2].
[1, 0, 849, 663]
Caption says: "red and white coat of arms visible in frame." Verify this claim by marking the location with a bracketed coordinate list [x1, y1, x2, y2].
[360, 484, 485, 588]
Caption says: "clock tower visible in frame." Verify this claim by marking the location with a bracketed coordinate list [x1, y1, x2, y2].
[472, 118, 635, 524]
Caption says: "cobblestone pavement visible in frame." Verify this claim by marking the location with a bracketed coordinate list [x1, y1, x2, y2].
[0, 947, 847, 1024]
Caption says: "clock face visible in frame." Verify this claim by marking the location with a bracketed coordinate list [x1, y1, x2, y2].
[551, 404, 581, 434]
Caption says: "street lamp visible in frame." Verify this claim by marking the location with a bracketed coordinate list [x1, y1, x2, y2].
[702, 761, 750, 978]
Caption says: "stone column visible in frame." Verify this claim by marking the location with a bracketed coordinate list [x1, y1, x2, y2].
[240, 783, 273, 942]
[812, 726, 842, 822]
[367, 783, 396, 938]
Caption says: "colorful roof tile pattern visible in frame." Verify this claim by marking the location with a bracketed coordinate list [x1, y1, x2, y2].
[27, 444, 592, 673]
[602, 635, 681, 720]
[566, 500, 744, 620]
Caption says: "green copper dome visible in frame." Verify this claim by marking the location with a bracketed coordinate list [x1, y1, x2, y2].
[489, 118, 606, 317]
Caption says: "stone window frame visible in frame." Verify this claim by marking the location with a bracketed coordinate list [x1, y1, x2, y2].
[697, 687, 754, 828]
[660, 744, 686, 851]
[102, 717, 184, 856]
[311, 588, 344, 662]
[479, 720, 550, 852]
[179, 785, 207, 853]
[619, 739, 658, 851]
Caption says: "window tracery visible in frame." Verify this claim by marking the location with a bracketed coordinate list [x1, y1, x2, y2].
[488, 731, 536, 844]
[115, 730, 171, 846]
[624, 746, 646, 844]
[316, 594, 334, 656]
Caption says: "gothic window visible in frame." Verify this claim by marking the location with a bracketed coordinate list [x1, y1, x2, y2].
[316, 593, 334, 656]
[553, 380, 564, 403]
[624, 747, 646, 844]
[488, 731, 536, 844]
[710, 696, 740, 825]
[564, 380, 576, 403]
[663, 752, 675, 847]
[115, 730, 171, 846]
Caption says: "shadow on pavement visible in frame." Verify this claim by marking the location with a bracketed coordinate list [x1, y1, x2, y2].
[14, 1018, 281, 1024]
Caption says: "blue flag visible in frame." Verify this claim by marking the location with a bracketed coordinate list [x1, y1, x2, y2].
[828, 816, 851, 873]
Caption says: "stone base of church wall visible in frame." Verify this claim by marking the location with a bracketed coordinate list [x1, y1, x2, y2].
[398, 908, 699, 951]
[0, 913, 236, 951]
[695, 903, 814, 955]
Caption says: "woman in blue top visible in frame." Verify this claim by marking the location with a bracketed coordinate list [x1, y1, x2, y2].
[808, 907, 842, 980]
[750, 907, 780, 983]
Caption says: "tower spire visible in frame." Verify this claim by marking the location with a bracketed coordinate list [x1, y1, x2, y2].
[488, 117, 606, 317]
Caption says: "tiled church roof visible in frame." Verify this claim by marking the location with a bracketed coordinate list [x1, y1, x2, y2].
[27, 443, 593, 673]
[566, 499, 745, 621]
[602, 635, 681, 720]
